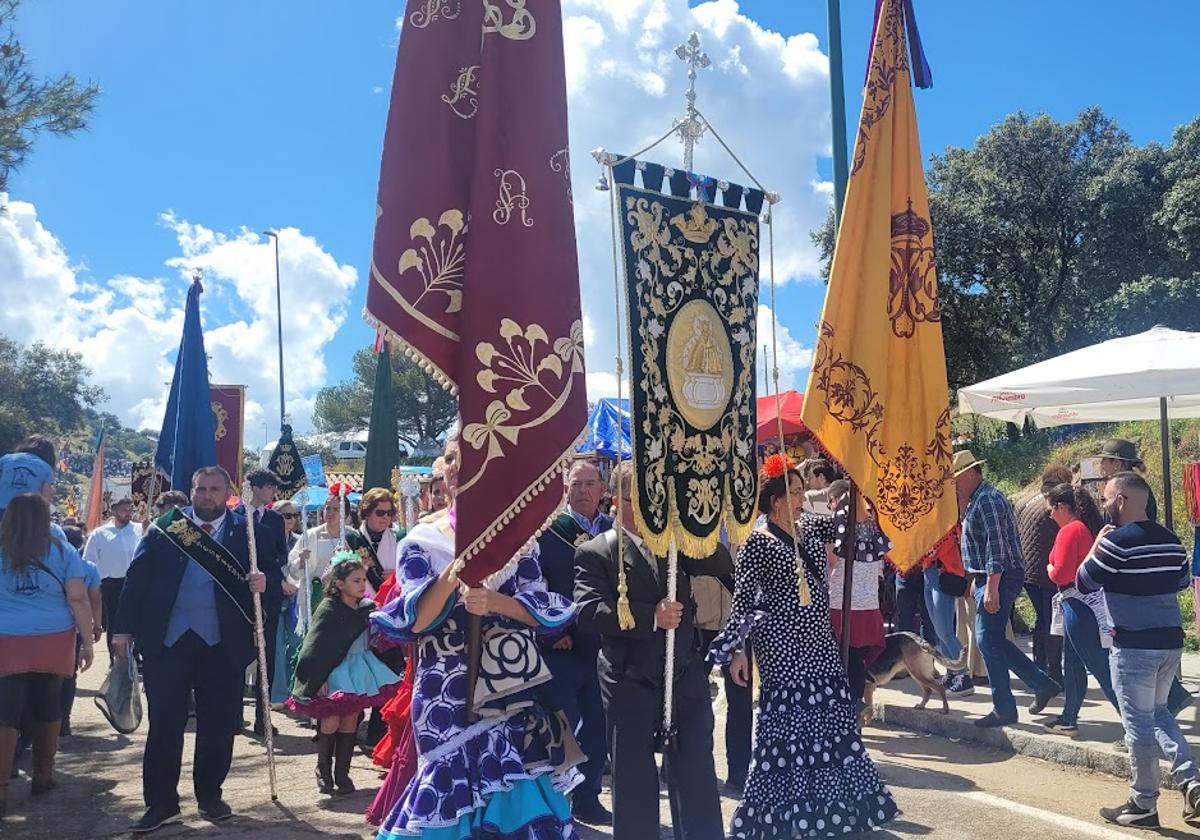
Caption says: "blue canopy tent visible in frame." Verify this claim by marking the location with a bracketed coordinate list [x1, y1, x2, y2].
[577, 398, 631, 460]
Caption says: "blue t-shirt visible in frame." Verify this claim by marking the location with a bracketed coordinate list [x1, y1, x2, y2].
[0, 539, 86, 635]
[83, 559, 101, 590]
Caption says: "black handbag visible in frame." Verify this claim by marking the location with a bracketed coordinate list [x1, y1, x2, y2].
[936, 567, 968, 597]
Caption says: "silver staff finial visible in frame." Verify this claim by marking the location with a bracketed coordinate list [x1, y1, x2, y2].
[673, 31, 710, 172]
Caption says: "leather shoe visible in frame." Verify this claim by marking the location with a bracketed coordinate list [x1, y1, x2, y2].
[198, 798, 233, 822]
[1028, 684, 1061, 715]
[252, 722, 279, 739]
[573, 796, 613, 826]
[131, 804, 182, 834]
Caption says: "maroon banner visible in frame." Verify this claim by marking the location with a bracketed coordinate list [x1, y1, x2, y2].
[365, 1, 586, 584]
[210, 385, 245, 490]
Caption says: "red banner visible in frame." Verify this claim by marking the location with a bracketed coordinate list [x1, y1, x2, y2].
[210, 385, 245, 490]
[365, 1, 586, 584]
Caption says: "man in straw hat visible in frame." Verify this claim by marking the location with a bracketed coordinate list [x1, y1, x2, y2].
[954, 450, 1061, 728]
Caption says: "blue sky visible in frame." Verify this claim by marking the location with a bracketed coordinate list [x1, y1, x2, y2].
[9, 1, 1198, 442]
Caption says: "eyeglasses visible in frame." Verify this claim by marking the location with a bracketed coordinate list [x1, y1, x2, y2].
[372, 508, 397, 517]
[282, 512, 300, 520]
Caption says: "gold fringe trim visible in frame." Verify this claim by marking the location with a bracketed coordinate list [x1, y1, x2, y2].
[362, 307, 458, 396]
[614, 523, 635, 630]
[456, 421, 592, 574]
[634, 472, 756, 562]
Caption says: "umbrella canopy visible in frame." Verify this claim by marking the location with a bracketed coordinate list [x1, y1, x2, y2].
[756, 390, 807, 441]
[577, 398, 631, 460]
[957, 326, 1200, 427]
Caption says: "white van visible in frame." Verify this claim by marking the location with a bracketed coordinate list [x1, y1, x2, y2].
[333, 440, 368, 461]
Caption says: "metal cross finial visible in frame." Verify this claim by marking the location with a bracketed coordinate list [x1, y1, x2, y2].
[674, 31, 710, 172]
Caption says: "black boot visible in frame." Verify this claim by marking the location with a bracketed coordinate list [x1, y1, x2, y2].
[315, 732, 335, 795]
[333, 732, 356, 795]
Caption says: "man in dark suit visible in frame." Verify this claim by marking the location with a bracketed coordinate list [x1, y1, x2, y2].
[574, 461, 732, 840]
[113, 465, 272, 835]
[538, 460, 612, 826]
[240, 468, 289, 737]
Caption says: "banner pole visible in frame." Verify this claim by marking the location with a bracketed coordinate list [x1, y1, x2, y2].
[242, 483, 278, 800]
[839, 485, 857, 666]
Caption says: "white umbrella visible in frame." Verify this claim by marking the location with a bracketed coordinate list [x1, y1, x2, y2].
[957, 325, 1200, 529]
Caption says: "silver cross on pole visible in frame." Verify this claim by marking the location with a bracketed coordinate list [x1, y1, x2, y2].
[674, 32, 710, 172]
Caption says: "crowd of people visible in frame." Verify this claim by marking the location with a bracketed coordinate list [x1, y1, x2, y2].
[1, 429, 1198, 834]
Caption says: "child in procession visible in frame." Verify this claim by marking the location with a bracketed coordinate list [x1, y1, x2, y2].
[287, 553, 402, 796]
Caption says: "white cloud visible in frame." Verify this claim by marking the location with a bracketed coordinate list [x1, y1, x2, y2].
[563, 0, 831, 405]
[756, 303, 812, 395]
[586, 370, 629, 402]
[0, 196, 356, 437]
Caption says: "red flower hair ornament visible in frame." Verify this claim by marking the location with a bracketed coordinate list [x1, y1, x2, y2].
[760, 453, 797, 482]
[328, 482, 353, 497]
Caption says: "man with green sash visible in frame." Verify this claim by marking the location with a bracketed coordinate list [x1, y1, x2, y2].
[112, 466, 272, 835]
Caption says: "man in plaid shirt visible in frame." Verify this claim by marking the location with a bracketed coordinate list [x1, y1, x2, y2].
[955, 451, 1061, 728]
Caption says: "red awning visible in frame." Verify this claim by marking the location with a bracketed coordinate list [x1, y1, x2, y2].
[756, 390, 808, 441]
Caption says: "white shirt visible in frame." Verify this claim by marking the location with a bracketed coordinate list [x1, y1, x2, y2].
[83, 520, 141, 580]
[190, 510, 227, 542]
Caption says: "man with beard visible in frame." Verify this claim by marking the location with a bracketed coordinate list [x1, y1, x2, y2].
[112, 466, 271, 834]
[537, 460, 612, 826]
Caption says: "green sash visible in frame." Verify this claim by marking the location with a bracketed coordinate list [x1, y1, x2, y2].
[547, 512, 591, 550]
[154, 507, 254, 625]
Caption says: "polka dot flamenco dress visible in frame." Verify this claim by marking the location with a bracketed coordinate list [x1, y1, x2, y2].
[708, 523, 898, 838]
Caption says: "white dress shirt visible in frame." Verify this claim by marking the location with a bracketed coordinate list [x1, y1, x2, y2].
[82, 520, 141, 580]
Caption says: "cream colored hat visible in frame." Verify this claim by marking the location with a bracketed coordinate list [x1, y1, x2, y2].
[952, 449, 986, 477]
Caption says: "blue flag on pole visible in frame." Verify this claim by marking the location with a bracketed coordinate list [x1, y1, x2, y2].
[155, 278, 217, 491]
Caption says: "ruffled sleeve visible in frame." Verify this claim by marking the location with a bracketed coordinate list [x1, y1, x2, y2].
[370, 541, 453, 644]
[507, 545, 577, 634]
[708, 534, 767, 665]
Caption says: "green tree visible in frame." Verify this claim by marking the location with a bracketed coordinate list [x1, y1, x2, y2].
[312, 348, 457, 452]
[0, 0, 100, 191]
[0, 336, 105, 451]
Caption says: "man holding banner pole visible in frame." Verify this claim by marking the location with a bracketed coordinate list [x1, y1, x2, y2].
[112, 466, 270, 835]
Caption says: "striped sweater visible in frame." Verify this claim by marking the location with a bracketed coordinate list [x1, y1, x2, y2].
[1076, 521, 1190, 650]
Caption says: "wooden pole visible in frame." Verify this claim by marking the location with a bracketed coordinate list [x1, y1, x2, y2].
[464, 613, 482, 723]
[243, 486, 278, 800]
[839, 484, 857, 665]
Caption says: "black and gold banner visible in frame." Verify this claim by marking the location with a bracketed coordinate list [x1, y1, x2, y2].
[617, 170, 760, 558]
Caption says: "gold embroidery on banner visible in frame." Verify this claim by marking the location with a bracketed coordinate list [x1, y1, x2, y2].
[888, 200, 940, 338]
[398, 209, 467, 316]
[274, 452, 296, 479]
[493, 169, 533, 227]
[623, 191, 759, 556]
[852, 0, 907, 176]
[211, 401, 228, 441]
[409, 0, 461, 28]
[481, 0, 536, 40]
[549, 149, 571, 204]
[809, 320, 952, 530]
[442, 65, 479, 120]
[458, 319, 584, 494]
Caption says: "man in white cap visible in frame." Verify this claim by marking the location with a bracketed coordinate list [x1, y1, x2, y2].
[954, 450, 1061, 728]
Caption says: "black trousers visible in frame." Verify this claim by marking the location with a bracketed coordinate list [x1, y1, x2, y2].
[141, 632, 244, 809]
[253, 606, 280, 729]
[601, 659, 724, 840]
[696, 628, 752, 786]
[101, 577, 125, 651]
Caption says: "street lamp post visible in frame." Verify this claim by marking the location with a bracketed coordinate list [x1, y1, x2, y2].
[262, 230, 286, 431]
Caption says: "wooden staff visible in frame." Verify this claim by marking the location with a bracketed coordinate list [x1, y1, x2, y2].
[243, 483, 278, 801]
[839, 485, 857, 666]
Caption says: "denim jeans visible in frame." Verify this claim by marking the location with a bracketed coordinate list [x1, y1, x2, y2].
[923, 566, 964, 672]
[974, 573, 1058, 719]
[1060, 597, 1120, 725]
[1110, 646, 1198, 808]
[895, 568, 935, 641]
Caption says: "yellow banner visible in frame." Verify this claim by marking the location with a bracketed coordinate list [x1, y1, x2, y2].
[801, 0, 955, 570]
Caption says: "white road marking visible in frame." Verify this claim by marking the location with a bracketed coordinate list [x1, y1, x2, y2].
[963, 791, 1145, 839]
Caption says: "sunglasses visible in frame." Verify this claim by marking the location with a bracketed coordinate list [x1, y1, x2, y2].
[372, 508, 397, 517]
[282, 512, 300, 519]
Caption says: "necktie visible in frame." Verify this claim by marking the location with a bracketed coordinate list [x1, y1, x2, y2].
[201, 523, 215, 536]
[254, 509, 262, 525]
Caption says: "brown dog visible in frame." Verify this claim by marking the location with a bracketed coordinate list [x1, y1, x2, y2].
[862, 631, 969, 722]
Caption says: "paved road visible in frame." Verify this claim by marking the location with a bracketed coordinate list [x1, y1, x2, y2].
[7, 649, 1193, 839]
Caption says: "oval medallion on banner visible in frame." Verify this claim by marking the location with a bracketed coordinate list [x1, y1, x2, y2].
[666, 298, 734, 430]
